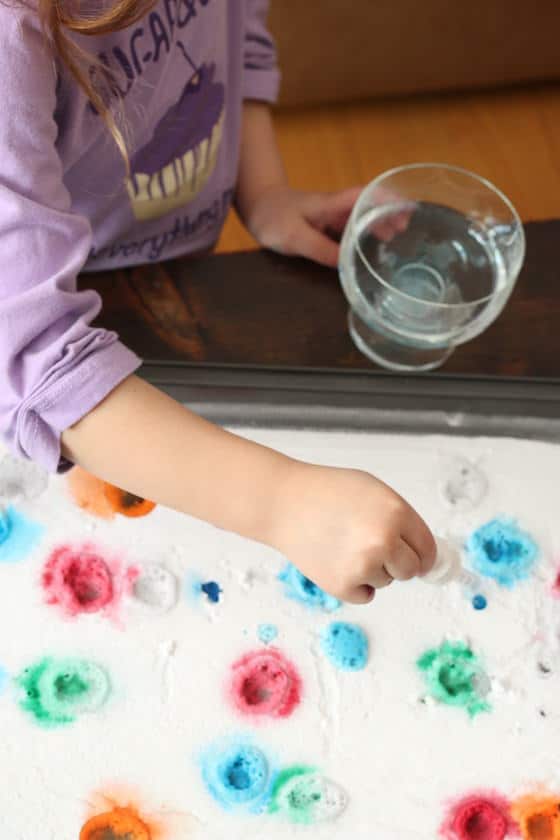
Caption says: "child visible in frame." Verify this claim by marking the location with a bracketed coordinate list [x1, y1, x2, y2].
[0, 0, 435, 602]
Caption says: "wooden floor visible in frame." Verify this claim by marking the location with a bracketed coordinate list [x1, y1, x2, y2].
[218, 83, 560, 253]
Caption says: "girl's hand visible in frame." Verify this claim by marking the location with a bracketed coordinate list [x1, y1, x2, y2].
[271, 461, 436, 605]
[236, 107, 414, 269]
[245, 184, 362, 268]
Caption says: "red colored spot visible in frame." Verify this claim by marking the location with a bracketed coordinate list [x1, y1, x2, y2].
[229, 648, 302, 719]
[453, 799, 507, 839]
[440, 793, 516, 840]
[552, 569, 560, 599]
[42, 544, 137, 620]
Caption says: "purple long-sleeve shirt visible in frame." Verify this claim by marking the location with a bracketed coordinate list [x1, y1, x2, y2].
[0, 0, 279, 472]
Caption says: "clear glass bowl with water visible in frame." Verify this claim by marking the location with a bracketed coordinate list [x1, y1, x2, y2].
[339, 164, 526, 371]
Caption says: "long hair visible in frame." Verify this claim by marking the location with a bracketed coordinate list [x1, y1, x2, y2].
[39, 0, 157, 161]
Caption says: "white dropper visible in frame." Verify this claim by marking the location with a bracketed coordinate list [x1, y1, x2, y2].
[422, 537, 477, 587]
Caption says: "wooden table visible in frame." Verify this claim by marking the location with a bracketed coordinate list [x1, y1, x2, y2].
[81, 220, 560, 381]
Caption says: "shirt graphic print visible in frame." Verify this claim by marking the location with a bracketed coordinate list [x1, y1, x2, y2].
[126, 47, 226, 221]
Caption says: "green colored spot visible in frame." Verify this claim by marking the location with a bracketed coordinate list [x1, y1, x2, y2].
[16, 657, 110, 728]
[417, 641, 490, 717]
[269, 766, 318, 824]
[54, 671, 88, 699]
[268, 765, 347, 825]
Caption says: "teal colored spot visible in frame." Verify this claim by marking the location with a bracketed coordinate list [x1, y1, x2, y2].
[199, 738, 274, 813]
[321, 622, 368, 671]
[279, 564, 340, 612]
[186, 574, 201, 602]
[258, 624, 278, 645]
[417, 640, 490, 717]
[0, 666, 7, 694]
[0, 512, 10, 543]
[466, 517, 538, 588]
[16, 657, 110, 728]
[0, 507, 43, 563]
[268, 765, 347, 825]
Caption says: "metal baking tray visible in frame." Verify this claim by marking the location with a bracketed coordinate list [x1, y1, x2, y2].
[141, 362, 560, 441]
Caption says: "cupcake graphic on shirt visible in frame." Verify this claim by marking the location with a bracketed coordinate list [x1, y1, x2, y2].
[126, 62, 225, 222]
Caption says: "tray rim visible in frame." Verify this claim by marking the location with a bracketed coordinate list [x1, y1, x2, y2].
[140, 361, 560, 442]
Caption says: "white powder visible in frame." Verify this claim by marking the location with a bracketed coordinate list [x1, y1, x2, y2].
[1, 429, 559, 839]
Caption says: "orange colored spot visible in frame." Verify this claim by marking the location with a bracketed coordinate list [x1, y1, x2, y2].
[82, 787, 194, 838]
[68, 468, 114, 520]
[103, 484, 156, 518]
[80, 807, 151, 840]
[512, 794, 560, 839]
[67, 468, 156, 520]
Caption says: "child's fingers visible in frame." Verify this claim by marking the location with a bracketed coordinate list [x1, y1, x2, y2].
[401, 513, 437, 575]
[366, 563, 394, 589]
[395, 209, 413, 232]
[304, 187, 362, 233]
[370, 202, 416, 242]
[371, 219, 398, 242]
[291, 221, 341, 268]
[346, 583, 376, 605]
[323, 187, 363, 228]
[385, 540, 421, 581]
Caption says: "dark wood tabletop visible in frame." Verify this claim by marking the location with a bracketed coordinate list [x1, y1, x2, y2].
[80, 219, 560, 381]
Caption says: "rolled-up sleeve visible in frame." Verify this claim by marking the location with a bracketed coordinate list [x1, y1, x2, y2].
[0, 8, 140, 473]
[243, 0, 281, 103]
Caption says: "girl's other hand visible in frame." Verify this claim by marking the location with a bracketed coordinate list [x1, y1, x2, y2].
[245, 184, 414, 268]
[246, 185, 362, 268]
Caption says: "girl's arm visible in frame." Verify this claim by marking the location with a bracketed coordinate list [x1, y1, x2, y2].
[0, 7, 141, 475]
[62, 373, 437, 604]
[235, 101, 362, 267]
[235, 101, 288, 218]
[61, 374, 293, 548]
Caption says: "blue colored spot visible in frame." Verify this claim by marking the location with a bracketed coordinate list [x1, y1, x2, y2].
[186, 574, 222, 606]
[200, 738, 274, 813]
[258, 623, 278, 645]
[0, 507, 43, 563]
[279, 564, 340, 612]
[201, 581, 222, 603]
[472, 594, 487, 611]
[0, 666, 7, 694]
[321, 622, 368, 671]
[466, 518, 538, 588]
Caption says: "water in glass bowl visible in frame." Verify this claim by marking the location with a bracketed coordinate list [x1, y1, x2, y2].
[341, 201, 509, 347]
